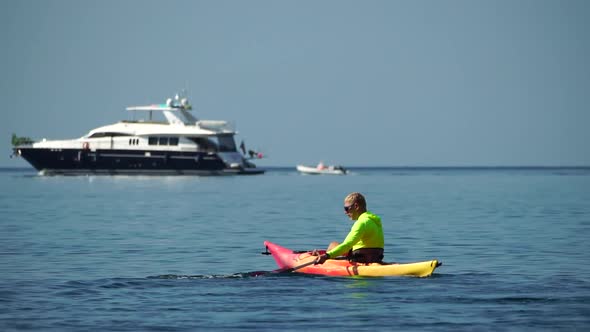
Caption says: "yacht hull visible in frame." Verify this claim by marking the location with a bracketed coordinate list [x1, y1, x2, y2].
[14, 147, 258, 175]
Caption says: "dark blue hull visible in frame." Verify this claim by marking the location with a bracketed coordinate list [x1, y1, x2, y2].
[14, 147, 263, 175]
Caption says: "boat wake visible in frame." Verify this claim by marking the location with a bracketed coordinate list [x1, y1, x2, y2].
[147, 271, 281, 279]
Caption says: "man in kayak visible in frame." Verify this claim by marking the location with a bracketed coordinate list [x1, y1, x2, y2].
[314, 192, 384, 264]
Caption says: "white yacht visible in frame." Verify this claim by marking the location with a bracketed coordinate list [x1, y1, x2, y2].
[12, 92, 265, 175]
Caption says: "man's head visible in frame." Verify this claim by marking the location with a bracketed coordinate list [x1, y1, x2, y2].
[344, 192, 367, 220]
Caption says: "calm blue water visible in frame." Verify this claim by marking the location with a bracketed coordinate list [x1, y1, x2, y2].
[1, 167, 589, 331]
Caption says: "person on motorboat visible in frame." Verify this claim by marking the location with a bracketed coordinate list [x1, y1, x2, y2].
[314, 192, 384, 264]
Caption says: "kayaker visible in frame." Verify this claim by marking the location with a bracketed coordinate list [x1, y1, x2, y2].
[314, 192, 384, 264]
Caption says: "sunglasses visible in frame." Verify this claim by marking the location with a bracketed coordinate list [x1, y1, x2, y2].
[344, 204, 355, 212]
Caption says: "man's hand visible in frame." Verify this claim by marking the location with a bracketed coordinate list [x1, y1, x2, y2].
[315, 253, 329, 265]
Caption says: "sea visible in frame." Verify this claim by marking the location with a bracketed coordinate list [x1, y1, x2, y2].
[1, 167, 589, 331]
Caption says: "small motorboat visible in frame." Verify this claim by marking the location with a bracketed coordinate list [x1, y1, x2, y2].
[296, 162, 347, 175]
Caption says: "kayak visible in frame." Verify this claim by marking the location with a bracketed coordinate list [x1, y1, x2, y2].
[264, 241, 442, 277]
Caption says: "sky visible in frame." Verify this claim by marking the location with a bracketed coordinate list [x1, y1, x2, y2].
[1, 0, 589, 167]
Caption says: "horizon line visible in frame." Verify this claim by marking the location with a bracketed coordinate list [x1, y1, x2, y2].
[2, 165, 590, 170]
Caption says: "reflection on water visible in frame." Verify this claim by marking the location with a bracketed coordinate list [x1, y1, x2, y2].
[345, 278, 374, 299]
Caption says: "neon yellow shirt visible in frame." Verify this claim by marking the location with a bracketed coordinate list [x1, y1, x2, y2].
[327, 211, 384, 258]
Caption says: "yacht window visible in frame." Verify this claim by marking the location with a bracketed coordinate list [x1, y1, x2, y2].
[89, 132, 130, 138]
[186, 135, 237, 152]
[217, 135, 237, 152]
[169, 137, 179, 146]
[188, 137, 217, 152]
[158, 137, 169, 145]
[148, 137, 157, 145]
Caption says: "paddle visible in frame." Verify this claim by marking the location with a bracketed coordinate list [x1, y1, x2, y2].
[248, 256, 318, 277]
[258, 245, 327, 275]
[272, 256, 320, 274]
